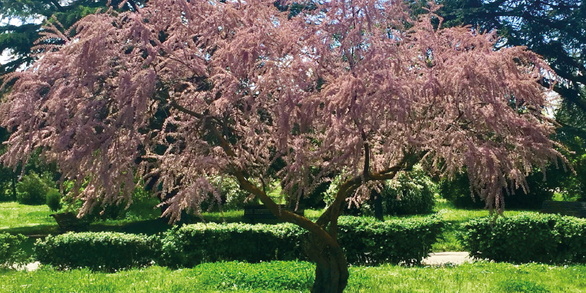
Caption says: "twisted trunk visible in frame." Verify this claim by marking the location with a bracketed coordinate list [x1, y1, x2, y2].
[305, 229, 349, 293]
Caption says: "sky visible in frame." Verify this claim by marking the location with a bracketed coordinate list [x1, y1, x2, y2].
[0, 15, 43, 66]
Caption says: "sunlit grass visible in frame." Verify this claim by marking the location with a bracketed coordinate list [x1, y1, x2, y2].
[0, 202, 55, 231]
[0, 262, 584, 293]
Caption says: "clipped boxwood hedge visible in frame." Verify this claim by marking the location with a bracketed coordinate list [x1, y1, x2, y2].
[460, 213, 586, 264]
[155, 222, 304, 268]
[338, 216, 443, 265]
[0, 233, 28, 268]
[155, 216, 443, 267]
[34, 232, 156, 271]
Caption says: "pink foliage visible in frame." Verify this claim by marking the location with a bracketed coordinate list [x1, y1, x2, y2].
[0, 0, 562, 217]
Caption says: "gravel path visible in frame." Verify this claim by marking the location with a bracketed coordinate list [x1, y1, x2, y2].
[422, 252, 472, 266]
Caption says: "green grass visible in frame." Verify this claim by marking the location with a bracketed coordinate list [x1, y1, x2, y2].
[0, 202, 56, 232]
[0, 261, 585, 292]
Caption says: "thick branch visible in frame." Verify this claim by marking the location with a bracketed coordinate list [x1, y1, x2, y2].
[169, 99, 204, 119]
[316, 150, 425, 228]
[200, 115, 342, 249]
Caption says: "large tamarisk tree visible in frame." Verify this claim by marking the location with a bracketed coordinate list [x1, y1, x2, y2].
[0, 0, 563, 291]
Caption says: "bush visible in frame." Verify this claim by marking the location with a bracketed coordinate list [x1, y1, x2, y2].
[460, 213, 586, 264]
[440, 172, 554, 209]
[155, 222, 304, 268]
[381, 166, 436, 215]
[34, 232, 156, 271]
[155, 216, 443, 267]
[208, 176, 250, 210]
[0, 233, 28, 269]
[338, 216, 443, 265]
[16, 172, 53, 205]
[45, 189, 62, 212]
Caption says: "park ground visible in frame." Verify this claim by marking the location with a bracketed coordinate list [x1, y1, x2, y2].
[1, 200, 585, 292]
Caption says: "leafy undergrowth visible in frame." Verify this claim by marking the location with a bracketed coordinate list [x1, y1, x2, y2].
[1, 261, 585, 292]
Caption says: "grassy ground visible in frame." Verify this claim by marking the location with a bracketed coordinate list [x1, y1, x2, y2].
[1, 261, 584, 292]
[0, 202, 57, 235]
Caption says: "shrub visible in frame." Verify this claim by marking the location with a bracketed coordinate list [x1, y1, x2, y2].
[440, 172, 554, 209]
[381, 166, 436, 215]
[460, 213, 586, 264]
[34, 232, 156, 271]
[155, 216, 443, 267]
[45, 189, 62, 212]
[207, 176, 250, 210]
[155, 222, 304, 268]
[0, 233, 28, 269]
[16, 172, 52, 205]
[338, 216, 443, 265]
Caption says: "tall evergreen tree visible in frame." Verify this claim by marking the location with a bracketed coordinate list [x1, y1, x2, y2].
[0, 0, 142, 75]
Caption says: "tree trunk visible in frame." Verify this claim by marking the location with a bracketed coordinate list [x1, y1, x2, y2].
[305, 233, 349, 293]
[371, 189, 384, 221]
[10, 172, 17, 200]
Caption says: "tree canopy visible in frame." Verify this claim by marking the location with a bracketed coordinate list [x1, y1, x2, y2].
[432, 0, 586, 116]
[416, 0, 586, 200]
[0, 0, 563, 291]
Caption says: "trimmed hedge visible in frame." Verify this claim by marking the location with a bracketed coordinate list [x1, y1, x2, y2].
[0, 233, 28, 268]
[155, 216, 443, 267]
[32, 217, 443, 270]
[338, 216, 443, 265]
[460, 213, 586, 264]
[155, 222, 304, 268]
[34, 232, 155, 271]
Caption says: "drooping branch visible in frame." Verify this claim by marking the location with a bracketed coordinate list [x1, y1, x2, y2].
[191, 109, 343, 249]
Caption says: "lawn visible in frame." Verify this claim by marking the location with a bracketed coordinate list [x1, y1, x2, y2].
[0, 202, 57, 235]
[1, 261, 584, 292]
[2, 200, 585, 292]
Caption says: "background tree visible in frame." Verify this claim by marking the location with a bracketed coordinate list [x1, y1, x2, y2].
[0, 0, 142, 75]
[0, 0, 563, 291]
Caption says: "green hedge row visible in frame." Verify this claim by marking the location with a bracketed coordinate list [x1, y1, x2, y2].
[155, 222, 304, 267]
[0, 233, 28, 268]
[32, 216, 442, 270]
[338, 216, 443, 265]
[460, 213, 586, 264]
[155, 216, 443, 267]
[35, 232, 155, 271]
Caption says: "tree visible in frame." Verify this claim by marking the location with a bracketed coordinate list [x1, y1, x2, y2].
[416, 0, 586, 201]
[427, 0, 586, 112]
[0, 0, 563, 291]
